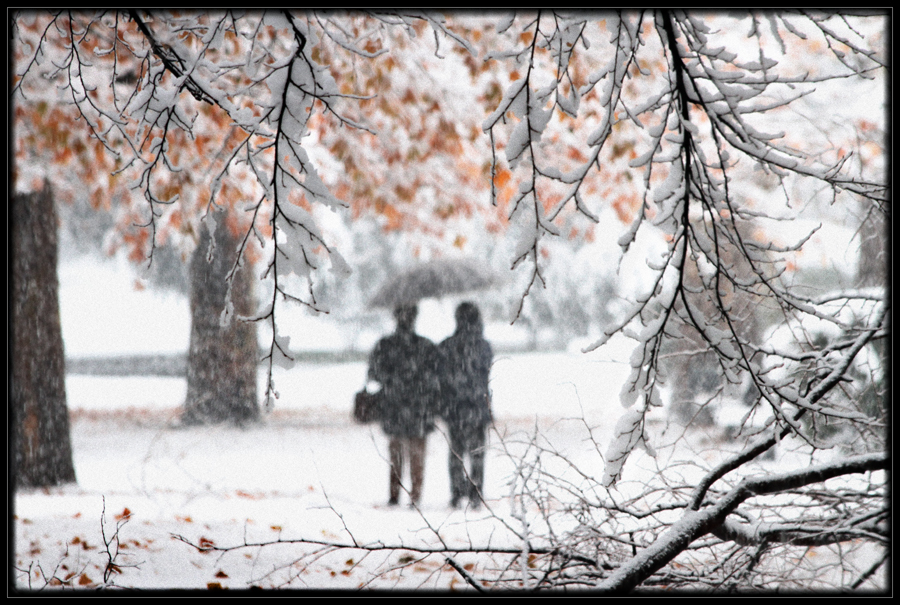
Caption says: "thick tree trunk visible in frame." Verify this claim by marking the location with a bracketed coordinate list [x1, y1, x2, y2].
[857, 207, 887, 289]
[11, 183, 77, 488]
[182, 212, 259, 425]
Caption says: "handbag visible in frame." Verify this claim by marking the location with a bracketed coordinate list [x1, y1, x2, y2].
[353, 388, 382, 423]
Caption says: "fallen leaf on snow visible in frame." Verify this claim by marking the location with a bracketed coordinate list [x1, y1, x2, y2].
[115, 507, 132, 521]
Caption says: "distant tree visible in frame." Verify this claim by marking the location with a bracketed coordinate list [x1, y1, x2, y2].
[182, 211, 259, 425]
[11, 182, 77, 488]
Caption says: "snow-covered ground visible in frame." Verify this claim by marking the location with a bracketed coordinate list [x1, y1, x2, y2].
[14, 257, 633, 590]
[13, 257, 883, 591]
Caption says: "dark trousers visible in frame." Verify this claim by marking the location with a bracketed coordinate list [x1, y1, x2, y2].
[448, 426, 487, 505]
[389, 437, 426, 505]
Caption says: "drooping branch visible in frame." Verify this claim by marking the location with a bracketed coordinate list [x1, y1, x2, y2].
[128, 9, 216, 105]
[597, 451, 888, 593]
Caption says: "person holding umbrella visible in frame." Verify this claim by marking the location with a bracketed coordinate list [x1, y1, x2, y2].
[367, 304, 442, 507]
[438, 302, 493, 510]
[367, 258, 499, 508]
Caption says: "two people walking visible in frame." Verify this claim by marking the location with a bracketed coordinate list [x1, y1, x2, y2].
[367, 302, 493, 509]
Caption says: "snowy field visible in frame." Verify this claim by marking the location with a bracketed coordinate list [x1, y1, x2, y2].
[16, 363, 632, 591]
[13, 258, 883, 592]
[13, 258, 632, 591]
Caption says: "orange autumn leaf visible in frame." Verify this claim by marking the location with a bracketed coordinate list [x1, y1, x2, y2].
[493, 167, 512, 189]
[567, 146, 588, 163]
[612, 192, 640, 224]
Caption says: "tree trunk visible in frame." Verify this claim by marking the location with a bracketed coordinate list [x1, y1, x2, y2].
[11, 182, 77, 488]
[857, 206, 887, 289]
[182, 212, 259, 425]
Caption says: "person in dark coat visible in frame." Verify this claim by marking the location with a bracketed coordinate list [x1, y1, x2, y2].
[368, 304, 441, 507]
[438, 302, 493, 509]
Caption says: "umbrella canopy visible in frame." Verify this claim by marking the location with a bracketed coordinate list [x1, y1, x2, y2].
[369, 258, 499, 309]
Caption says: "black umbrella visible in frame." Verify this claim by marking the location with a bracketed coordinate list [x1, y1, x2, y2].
[369, 257, 499, 309]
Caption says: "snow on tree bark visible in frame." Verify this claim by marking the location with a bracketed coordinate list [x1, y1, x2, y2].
[11, 182, 77, 488]
[182, 211, 259, 425]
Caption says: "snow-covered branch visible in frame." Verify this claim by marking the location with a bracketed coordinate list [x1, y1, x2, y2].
[597, 452, 887, 592]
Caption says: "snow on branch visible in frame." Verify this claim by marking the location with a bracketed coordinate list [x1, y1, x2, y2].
[597, 451, 887, 592]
